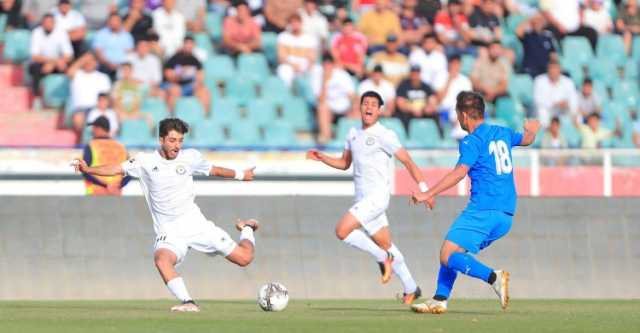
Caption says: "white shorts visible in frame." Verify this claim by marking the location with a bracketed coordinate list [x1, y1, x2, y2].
[154, 218, 237, 266]
[348, 196, 390, 236]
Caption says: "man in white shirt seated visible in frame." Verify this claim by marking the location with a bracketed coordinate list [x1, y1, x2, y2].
[409, 33, 448, 90]
[435, 55, 472, 140]
[299, 0, 329, 47]
[533, 60, 579, 128]
[51, 0, 87, 57]
[126, 38, 163, 96]
[28, 13, 73, 94]
[153, 0, 186, 58]
[276, 13, 319, 87]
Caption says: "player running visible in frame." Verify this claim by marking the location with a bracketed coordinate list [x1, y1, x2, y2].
[307, 91, 429, 304]
[410, 91, 540, 314]
[72, 118, 258, 313]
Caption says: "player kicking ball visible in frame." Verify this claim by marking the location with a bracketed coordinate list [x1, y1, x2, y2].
[410, 91, 540, 314]
[307, 91, 429, 304]
[72, 118, 258, 313]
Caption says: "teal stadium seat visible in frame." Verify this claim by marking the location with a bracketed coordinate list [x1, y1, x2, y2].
[120, 119, 153, 146]
[592, 80, 610, 103]
[204, 55, 235, 82]
[560, 118, 581, 148]
[210, 97, 240, 126]
[3, 29, 31, 63]
[501, 34, 523, 66]
[409, 119, 441, 149]
[632, 36, 640, 61]
[41, 74, 69, 108]
[587, 57, 619, 87]
[379, 117, 408, 144]
[205, 12, 223, 42]
[226, 76, 257, 104]
[334, 117, 361, 142]
[596, 34, 626, 65]
[141, 97, 169, 124]
[562, 36, 594, 65]
[246, 99, 277, 127]
[505, 14, 526, 35]
[460, 54, 475, 76]
[193, 33, 215, 57]
[264, 121, 298, 147]
[229, 121, 261, 146]
[0, 14, 7, 42]
[281, 96, 312, 131]
[175, 97, 205, 126]
[191, 120, 226, 146]
[260, 76, 291, 105]
[508, 74, 533, 106]
[237, 53, 270, 83]
[261, 32, 279, 65]
[612, 80, 639, 107]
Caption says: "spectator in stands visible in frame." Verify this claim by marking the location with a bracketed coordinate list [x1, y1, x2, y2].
[541, 0, 598, 50]
[123, 0, 154, 43]
[399, 1, 431, 49]
[276, 13, 318, 87]
[632, 110, 640, 147]
[396, 64, 440, 135]
[263, 0, 303, 33]
[409, 32, 447, 89]
[92, 14, 134, 80]
[470, 40, 510, 103]
[434, 0, 474, 57]
[299, 0, 329, 46]
[468, 0, 502, 48]
[52, 0, 88, 57]
[153, 0, 186, 58]
[112, 63, 153, 127]
[126, 38, 162, 93]
[1, 0, 26, 29]
[28, 14, 73, 94]
[162, 36, 210, 113]
[310, 53, 356, 143]
[22, 0, 57, 27]
[68, 52, 112, 141]
[326, 2, 349, 34]
[616, 0, 640, 55]
[368, 34, 409, 87]
[583, 0, 613, 35]
[358, 65, 396, 116]
[435, 55, 472, 140]
[533, 60, 578, 128]
[577, 112, 617, 149]
[516, 13, 557, 78]
[75, 0, 117, 30]
[86, 93, 119, 137]
[82, 115, 129, 196]
[176, 0, 206, 32]
[358, 0, 402, 53]
[577, 78, 602, 119]
[330, 18, 367, 78]
[222, 1, 262, 56]
[541, 116, 568, 149]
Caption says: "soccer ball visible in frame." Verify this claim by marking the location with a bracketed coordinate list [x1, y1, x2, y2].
[257, 282, 289, 312]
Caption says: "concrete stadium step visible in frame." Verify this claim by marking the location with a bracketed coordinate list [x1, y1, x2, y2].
[0, 86, 30, 113]
[0, 64, 24, 87]
[0, 111, 76, 146]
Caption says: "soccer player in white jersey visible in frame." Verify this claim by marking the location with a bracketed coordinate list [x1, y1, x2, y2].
[72, 118, 258, 313]
[306, 91, 430, 304]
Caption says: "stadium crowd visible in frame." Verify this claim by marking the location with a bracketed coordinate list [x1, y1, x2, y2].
[1, 0, 640, 149]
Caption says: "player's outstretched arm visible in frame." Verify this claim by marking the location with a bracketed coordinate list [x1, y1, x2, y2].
[411, 164, 469, 209]
[306, 149, 352, 170]
[519, 119, 541, 146]
[395, 148, 429, 192]
[210, 166, 255, 181]
[71, 158, 124, 176]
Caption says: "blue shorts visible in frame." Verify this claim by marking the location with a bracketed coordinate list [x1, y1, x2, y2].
[160, 81, 196, 96]
[445, 209, 513, 254]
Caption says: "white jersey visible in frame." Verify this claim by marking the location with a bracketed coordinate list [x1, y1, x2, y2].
[121, 149, 212, 235]
[345, 122, 401, 202]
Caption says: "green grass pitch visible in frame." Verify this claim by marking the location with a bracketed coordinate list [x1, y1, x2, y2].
[1, 300, 638, 333]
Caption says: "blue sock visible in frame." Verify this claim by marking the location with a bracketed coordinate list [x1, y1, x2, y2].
[434, 264, 457, 300]
[447, 252, 493, 283]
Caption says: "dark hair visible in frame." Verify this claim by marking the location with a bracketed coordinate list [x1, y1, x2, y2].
[289, 13, 302, 22]
[583, 77, 593, 85]
[184, 35, 195, 42]
[587, 112, 601, 120]
[422, 32, 436, 41]
[234, 0, 248, 7]
[321, 52, 334, 63]
[343, 18, 353, 24]
[448, 54, 461, 63]
[159, 118, 189, 138]
[550, 116, 560, 124]
[360, 91, 384, 107]
[98, 92, 109, 99]
[455, 91, 484, 119]
[42, 13, 54, 20]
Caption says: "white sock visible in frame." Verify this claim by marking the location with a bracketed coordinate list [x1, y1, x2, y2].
[343, 229, 387, 262]
[166, 277, 192, 302]
[388, 244, 418, 294]
[240, 227, 255, 245]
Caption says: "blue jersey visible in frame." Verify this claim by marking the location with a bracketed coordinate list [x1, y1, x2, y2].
[457, 123, 523, 214]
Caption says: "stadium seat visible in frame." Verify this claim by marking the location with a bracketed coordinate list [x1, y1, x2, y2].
[205, 11, 223, 42]
[587, 57, 619, 87]
[261, 32, 279, 65]
[281, 96, 313, 131]
[0, 14, 7, 43]
[408, 119, 441, 149]
[559, 118, 581, 148]
[191, 120, 226, 146]
[3, 29, 31, 63]
[246, 99, 277, 127]
[612, 80, 639, 107]
[624, 60, 638, 80]
[501, 34, 523, 66]
[505, 14, 526, 35]
[193, 33, 215, 57]
[204, 55, 235, 82]
[41, 74, 70, 108]
[508, 74, 534, 106]
[260, 76, 291, 105]
[264, 121, 298, 147]
[592, 80, 610, 103]
[334, 118, 361, 142]
[602, 100, 631, 129]
[141, 97, 169, 124]
[379, 118, 408, 144]
[596, 34, 626, 65]
[226, 76, 257, 104]
[562, 36, 594, 65]
[120, 119, 154, 146]
[175, 97, 206, 126]
[632, 36, 640, 61]
[210, 97, 240, 125]
[495, 96, 519, 129]
[237, 53, 270, 83]
[460, 54, 475, 76]
[229, 121, 262, 146]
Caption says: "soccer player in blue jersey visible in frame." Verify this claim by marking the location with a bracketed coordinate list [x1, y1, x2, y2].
[410, 91, 540, 314]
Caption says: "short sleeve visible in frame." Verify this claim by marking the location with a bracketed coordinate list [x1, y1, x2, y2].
[121, 153, 143, 178]
[189, 150, 213, 176]
[457, 136, 480, 167]
[344, 127, 356, 150]
[380, 130, 402, 155]
[509, 128, 524, 147]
